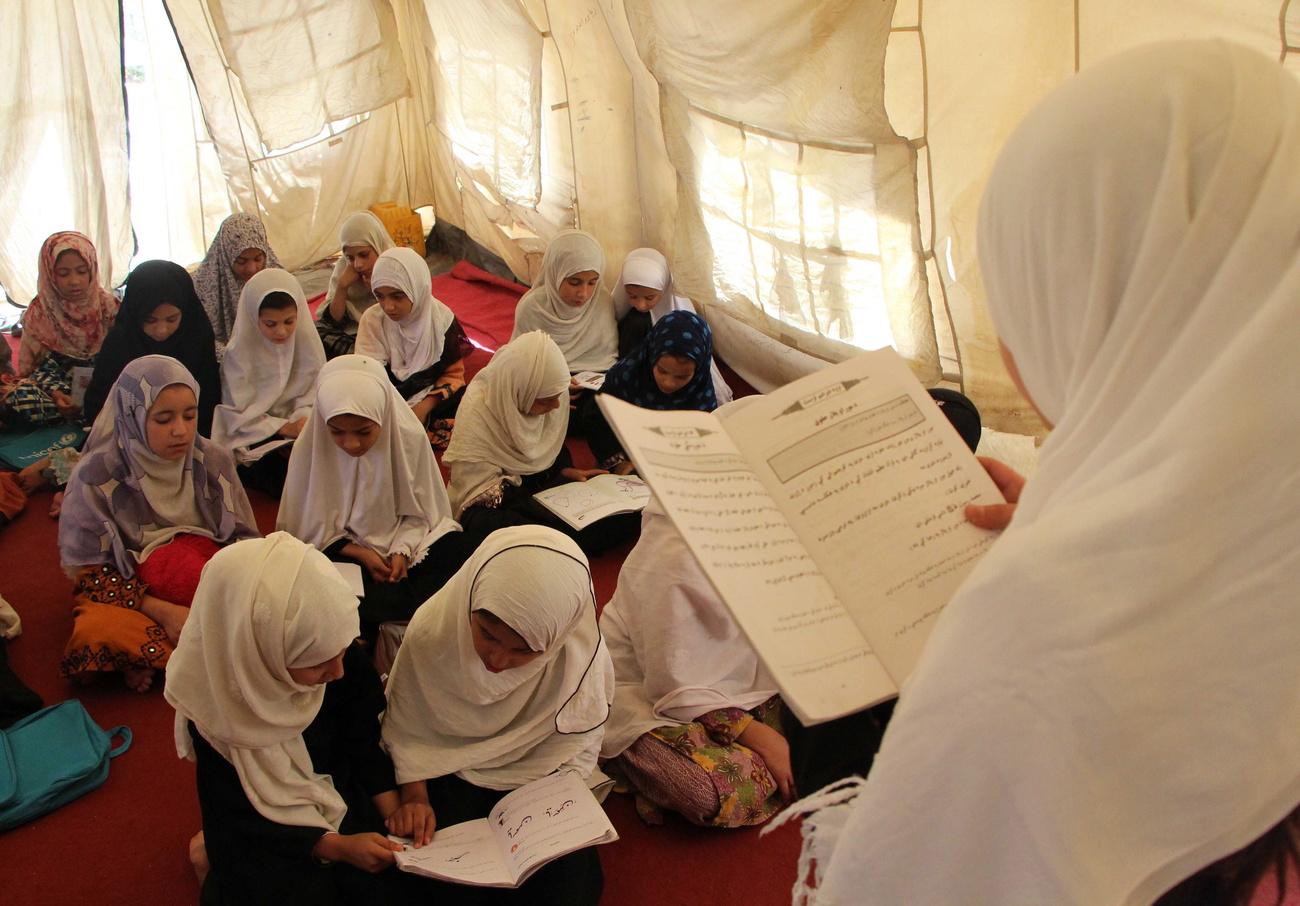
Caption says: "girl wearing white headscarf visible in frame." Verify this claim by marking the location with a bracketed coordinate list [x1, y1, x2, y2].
[612, 247, 733, 405]
[790, 40, 1300, 906]
[166, 533, 414, 905]
[511, 231, 617, 375]
[355, 247, 472, 433]
[382, 525, 611, 906]
[443, 331, 634, 554]
[316, 211, 396, 359]
[601, 492, 791, 827]
[278, 355, 474, 632]
[212, 269, 325, 496]
[193, 212, 283, 357]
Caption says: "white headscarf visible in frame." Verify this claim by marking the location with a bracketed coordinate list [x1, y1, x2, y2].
[322, 211, 395, 324]
[600, 494, 777, 757]
[510, 230, 617, 372]
[382, 526, 613, 790]
[612, 248, 733, 405]
[802, 40, 1300, 906]
[355, 247, 456, 382]
[212, 269, 325, 457]
[442, 331, 570, 516]
[277, 355, 459, 563]
[165, 533, 361, 831]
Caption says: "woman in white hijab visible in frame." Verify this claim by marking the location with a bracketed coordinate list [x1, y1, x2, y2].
[166, 532, 414, 905]
[316, 211, 396, 359]
[511, 230, 617, 375]
[443, 331, 634, 554]
[212, 268, 325, 496]
[791, 40, 1300, 906]
[612, 247, 733, 405]
[277, 355, 475, 633]
[355, 247, 472, 435]
[382, 525, 612, 906]
[601, 492, 792, 827]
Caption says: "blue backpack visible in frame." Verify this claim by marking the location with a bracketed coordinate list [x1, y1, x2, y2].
[0, 699, 131, 832]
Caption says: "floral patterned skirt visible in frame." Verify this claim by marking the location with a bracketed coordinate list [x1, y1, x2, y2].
[608, 695, 786, 828]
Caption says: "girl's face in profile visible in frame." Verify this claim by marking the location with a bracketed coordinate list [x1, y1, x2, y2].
[558, 270, 600, 308]
[527, 394, 561, 416]
[653, 353, 696, 395]
[52, 249, 91, 302]
[374, 286, 414, 322]
[231, 248, 267, 282]
[343, 245, 378, 284]
[623, 283, 662, 313]
[288, 648, 347, 686]
[326, 413, 380, 457]
[142, 303, 183, 342]
[257, 305, 298, 344]
[144, 384, 199, 460]
[470, 611, 541, 674]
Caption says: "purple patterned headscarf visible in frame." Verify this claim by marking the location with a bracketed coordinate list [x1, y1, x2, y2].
[59, 355, 259, 577]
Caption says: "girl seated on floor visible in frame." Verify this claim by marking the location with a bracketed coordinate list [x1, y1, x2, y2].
[583, 309, 719, 474]
[510, 230, 617, 427]
[382, 525, 612, 906]
[612, 247, 732, 404]
[166, 532, 413, 906]
[58, 355, 259, 692]
[212, 269, 324, 497]
[193, 212, 282, 358]
[600, 490, 793, 827]
[277, 355, 476, 634]
[3, 231, 118, 427]
[355, 247, 472, 443]
[317, 211, 396, 359]
[443, 331, 636, 556]
[84, 259, 221, 436]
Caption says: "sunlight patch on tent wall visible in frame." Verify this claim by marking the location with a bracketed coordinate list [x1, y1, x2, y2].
[689, 116, 896, 352]
[205, 0, 410, 152]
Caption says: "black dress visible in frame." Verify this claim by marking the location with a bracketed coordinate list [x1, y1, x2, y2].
[191, 644, 409, 906]
[456, 445, 639, 556]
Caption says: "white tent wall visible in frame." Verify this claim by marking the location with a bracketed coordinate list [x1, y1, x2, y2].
[1, 1, 133, 305]
[3, 0, 1288, 433]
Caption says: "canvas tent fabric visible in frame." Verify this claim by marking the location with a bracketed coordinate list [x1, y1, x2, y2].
[1, 0, 1290, 430]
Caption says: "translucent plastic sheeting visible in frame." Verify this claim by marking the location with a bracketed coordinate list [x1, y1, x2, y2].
[0, 1, 133, 304]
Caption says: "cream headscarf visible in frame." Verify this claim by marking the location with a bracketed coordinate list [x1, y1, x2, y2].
[322, 211, 395, 324]
[355, 247, 456, 382]
[800, 40, 1300, 906]
[510, 230, 617, 372]
[600, 493, 777, 758]
[165, 533, 361, 831]
[212, 269, 325, 457]
[277, 355, 459, 563]
[442, 330, 570, 516]
[382, 526, 613, 790]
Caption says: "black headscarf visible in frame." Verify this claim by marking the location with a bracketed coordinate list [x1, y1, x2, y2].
[83, 260, 221, 435]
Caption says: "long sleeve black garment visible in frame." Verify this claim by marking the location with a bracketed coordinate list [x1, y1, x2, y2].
[191, 643, 400, 906]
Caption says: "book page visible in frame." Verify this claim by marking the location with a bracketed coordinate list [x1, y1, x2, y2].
[721, 348, 1003, 682]
[331, 562, 365, 598]
[488, 771, 618, 885]
[532, 474, 648, 530]
[238, 437, 294, 464]
[69, 366, 95, 408]
[597, 397, 899, 724]
[393, 820, 513, 887]
[571, 371, 606, 391]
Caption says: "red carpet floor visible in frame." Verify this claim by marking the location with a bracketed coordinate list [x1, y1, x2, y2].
[0, 267, 799, 906]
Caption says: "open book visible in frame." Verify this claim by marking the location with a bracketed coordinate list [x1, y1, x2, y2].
[598, 347, 1004, 725]
[532, 473, 650, 530]
[393, 770, 618, 888]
